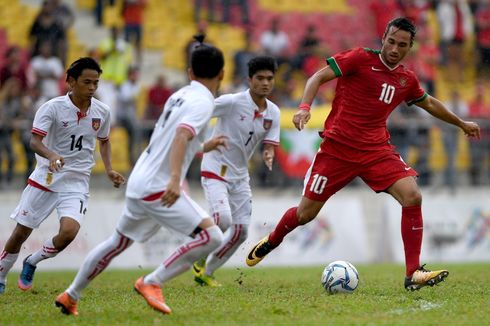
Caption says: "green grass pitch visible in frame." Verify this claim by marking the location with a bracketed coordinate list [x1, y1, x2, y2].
[0, 263, 489, 325]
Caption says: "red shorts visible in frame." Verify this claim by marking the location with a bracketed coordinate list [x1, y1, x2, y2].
[303, 137, 418, 201]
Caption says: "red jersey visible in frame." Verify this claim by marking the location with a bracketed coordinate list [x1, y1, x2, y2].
[323, 47, 426, 151]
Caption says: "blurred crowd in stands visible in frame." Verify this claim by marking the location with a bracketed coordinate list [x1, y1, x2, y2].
[0, 0, 489, 191]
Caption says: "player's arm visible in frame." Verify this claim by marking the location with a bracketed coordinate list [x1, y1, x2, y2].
[98, 138, 125, 188]
[30, 133, 64, 172]
[262, 143, 275, 171]
[202, 135, 228, 153]
[294, 66, 337, 131]
[416, 95, 481, 139]
[161, 127, 193, 207]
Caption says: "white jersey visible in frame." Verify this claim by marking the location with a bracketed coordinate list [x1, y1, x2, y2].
[126, 81, 214, 199]
[201, 89, 280, 181]
[29, 94, 111, 193]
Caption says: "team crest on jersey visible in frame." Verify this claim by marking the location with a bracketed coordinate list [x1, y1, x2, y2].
[92, 118, 101, 131]
[399, 77, 407, 87]
[263, 119, 272, 130]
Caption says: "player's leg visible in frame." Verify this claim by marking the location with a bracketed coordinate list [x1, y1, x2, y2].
[246, 148, 356, 267]
[56, 198, 147, 315]
[193, 178, 232, 284]
[0, 224, 33, 294]
[363, 150, 448, 290]
[2, 185, 55, 292]
[20, 193, 88, 291]
[387, 176, 448, 290]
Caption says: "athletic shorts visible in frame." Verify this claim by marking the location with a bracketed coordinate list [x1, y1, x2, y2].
[117, 192, 209, 243]
[303, 137, 418, 202]
[10, 185, 89, 229]
[201, 177, 252, 225]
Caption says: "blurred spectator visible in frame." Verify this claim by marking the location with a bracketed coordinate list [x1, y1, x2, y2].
[95, 0, 116, 26]
[398, 0, 430, 24]
[441, 90, 468, 191]
[143, 75, 172, 141]
[413, 27, 440, 96]
[49, 0, 75, 31]
[0, 78, 23, 186]
[16, 83, 46, 181]
[29, 11, 66, 62]
[0, 47, 28, 91]
[259, 18, 289, 59]
[122, 0, 147, 63]
[467, 82, 490, 185]
[97, 26, 134, 125]
[232, 32, 256, 87]
[369, 0, 402, 41]
[290, 24, 320, 74]
[116, 66, 141, 166]
[29, 41, 64, 100]
[194, 0, 216, 23]
[436, 0, 473, 83]
[222, 0, 250, 26]
[475, 0, 490, 80]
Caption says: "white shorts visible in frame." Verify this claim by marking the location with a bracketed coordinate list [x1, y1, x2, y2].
[10, 185, 89, 229]
[201, 177, 252, 225]
[117, 192, 209, 243]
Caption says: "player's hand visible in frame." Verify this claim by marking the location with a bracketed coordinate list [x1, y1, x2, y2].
[204, 135, 229, 153]
[293, 109, 311, 131]
[161, 177, 180, 207]
[263, 150, 274, 171]
[47, 154, 64, 172]
[107, 170, 126, 188]
[461, 121, 481, 140]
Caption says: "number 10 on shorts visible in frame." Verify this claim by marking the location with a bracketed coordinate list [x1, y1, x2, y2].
[310, 174, 328, 194]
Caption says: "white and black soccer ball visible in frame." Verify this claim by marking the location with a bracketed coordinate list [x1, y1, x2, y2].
[321, 260, 359, 294]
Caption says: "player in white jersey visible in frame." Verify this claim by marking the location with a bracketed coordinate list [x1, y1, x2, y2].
[192, 56, 280, 287]
[56, 36, 226, 316]
[0, 58, 125, 295]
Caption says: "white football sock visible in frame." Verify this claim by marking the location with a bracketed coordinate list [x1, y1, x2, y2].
[205, 224, 248, 276]
[66, 232, 133, 301]
[144, 225, 223, 285]
[0, 251, 19, 284]
[27, 238, 59, 266]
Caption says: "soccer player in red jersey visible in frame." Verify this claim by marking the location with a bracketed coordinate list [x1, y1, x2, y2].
[246, 17, 481, 291]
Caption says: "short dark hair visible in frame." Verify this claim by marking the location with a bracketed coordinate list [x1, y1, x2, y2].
[190, 35, 224, 79]
[66, 57, 102, 81]
[384, 17, 417, 45]
[248, 56, 277, 78]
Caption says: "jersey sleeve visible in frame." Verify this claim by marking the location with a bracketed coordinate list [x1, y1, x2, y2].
[179, 98, 213, 136]
[405, 72, 428, 106]
[264, 108, 280, 146]
[97, 110, 111, 141]
[326, 47, 365, 77]
[212, 94, 234, 118]
[31, 103, 53, 137]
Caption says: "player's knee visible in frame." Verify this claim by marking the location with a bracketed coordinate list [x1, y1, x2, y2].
[402, 189, 422, 206]
[231, 224, 249, 245]
[296, 208, 317, 225]
[215, 210, 232, 232]
[206, 225, 224, 251]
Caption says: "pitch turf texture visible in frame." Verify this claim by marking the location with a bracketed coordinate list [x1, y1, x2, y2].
[1, 263, 488, 325]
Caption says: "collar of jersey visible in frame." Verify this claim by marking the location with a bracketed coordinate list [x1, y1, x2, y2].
[246, 89, 268, 116]
[378, 54, 400, 71]
[190, 80, 214, 102]
[65, 93, 91, 116]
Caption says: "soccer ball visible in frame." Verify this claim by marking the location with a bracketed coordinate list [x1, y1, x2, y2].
[321, 260, 359, 294]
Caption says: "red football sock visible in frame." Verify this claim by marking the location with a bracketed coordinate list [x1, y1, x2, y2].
[401, 205, 423, 277]
[268, 207, 300, 247]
